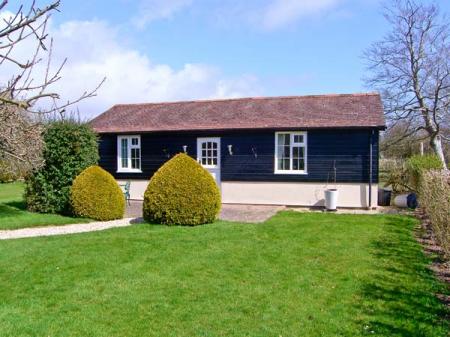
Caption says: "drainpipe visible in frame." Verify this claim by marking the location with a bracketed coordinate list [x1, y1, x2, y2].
[368, 130, 374, 209]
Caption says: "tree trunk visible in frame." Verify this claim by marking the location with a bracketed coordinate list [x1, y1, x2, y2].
[430, 135, 448, 170]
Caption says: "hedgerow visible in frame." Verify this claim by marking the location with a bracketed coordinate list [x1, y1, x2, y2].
[406, 154, 443, 192]
[25, 121, 99, 214]
[419, 170, 450, 258]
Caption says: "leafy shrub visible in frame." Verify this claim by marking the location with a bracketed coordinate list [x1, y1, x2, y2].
[143, 153, 221, 226]
[381, 159, 411, 193]
[419, 170, 450, 258]
[406, 155, 443, 192]
[70, 166, 125, 221]
[25, 121, 99, 214]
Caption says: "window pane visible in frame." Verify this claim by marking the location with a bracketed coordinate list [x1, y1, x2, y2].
[277, 134, 291, 170]
[131, 148, 140, 170]
[121, 138, 128, 168]
[213, 158, 217, 165]
[292, 146, 304, 171]
[293, 157, 304, 171]
[278, 134, 290, 146]
[299, 159, 305, 170]
[131, 137, 139, 146]
[278, 158, 290, 171]
[294, 135, 303, 143]
[277, 159, 283, 170]
[293, 146, 304, 159]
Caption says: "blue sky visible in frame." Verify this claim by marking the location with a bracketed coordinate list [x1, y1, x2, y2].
[8, 0, 450, 117]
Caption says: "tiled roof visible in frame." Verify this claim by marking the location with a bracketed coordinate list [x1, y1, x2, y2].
[90, 93, 385, 133]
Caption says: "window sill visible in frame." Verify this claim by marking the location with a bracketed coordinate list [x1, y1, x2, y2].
[116, 170, 143, 174]
[274, 170, 308, 175]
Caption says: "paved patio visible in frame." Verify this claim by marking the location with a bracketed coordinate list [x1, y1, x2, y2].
[126, 201, 284, 223]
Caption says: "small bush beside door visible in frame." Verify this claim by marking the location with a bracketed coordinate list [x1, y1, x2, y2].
[143, 153, 221, 226]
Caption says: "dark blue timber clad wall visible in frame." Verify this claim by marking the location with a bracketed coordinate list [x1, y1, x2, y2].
[98, 129, 379, 183]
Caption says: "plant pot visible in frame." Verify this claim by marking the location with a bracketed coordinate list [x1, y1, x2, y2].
[325, 189, 339, 211]
[377, 188, 392, 206]
[394, 193, 418, 209]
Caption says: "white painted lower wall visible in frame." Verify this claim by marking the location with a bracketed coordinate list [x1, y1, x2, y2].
[222, 182, 378, 208]
[118, 179, 378, 208]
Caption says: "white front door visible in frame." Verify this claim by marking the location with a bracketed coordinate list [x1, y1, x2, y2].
[197, 137, 221, 186]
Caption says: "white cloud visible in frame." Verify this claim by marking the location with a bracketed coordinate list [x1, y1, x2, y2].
[261, 0, 342, 29]
[213, 0, 344, 30]
[0, 18, 261, 119]
[133, 0, 193, 28]
[132, 0, 345, 31]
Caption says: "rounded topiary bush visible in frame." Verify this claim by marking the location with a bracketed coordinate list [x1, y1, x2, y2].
[70, 166, 125, 221]
[143, 153, 221, 226]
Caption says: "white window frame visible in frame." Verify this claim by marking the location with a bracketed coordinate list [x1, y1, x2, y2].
[274, 131, 308, 175]
[117, 135, 142, 173]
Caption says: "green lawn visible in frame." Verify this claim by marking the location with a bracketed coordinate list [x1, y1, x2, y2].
[0, 182, 89, 230]
[0, 212, 447, 336]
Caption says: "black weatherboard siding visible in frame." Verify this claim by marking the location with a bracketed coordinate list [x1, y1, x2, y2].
[98, 129, 379, 184]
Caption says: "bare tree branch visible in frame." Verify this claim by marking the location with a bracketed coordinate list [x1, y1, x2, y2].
[364, 0, 449, 169]
[0, 0, 104, 169]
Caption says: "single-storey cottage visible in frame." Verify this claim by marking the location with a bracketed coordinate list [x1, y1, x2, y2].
[90, 93, 385, 208]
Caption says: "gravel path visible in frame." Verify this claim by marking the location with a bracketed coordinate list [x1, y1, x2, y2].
[0, 218, 143, 240]
[0, 203, 283, 240]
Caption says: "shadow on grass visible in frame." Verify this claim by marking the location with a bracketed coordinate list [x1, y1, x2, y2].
[357, 216, 449, 336]
[0, 203, 24, 218]
[5, 200, 27, 210]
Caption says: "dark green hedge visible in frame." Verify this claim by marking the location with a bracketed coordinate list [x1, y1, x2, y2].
[25, 121, 99, 214]
[143, 153, 221, 226]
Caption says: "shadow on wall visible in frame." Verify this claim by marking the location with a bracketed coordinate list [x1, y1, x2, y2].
[313, 183, 328, 207]
[354, 216, 449, 336]
[360, 184, 368, 208]
[312, 199, 325, 207]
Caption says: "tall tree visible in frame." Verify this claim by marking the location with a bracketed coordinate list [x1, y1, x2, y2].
[0, 0, 103, 171]
[365, 0, 449, 169]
